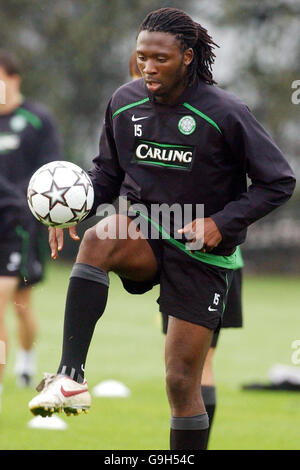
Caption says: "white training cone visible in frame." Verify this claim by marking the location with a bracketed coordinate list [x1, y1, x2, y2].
[268, 364, 300, 385]
[92, 380, 131, 398]
[27, 415, 68, 430]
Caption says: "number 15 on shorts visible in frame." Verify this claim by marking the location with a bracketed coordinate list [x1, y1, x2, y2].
[213, 293, 220, 305]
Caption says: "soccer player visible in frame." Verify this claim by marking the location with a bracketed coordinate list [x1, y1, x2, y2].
[129, 48, 244, 447]
[29, 8, 295, 450]
[0, 50, 62, 390]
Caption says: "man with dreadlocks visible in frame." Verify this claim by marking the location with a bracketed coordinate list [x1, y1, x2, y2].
[29, 8, 295, 450]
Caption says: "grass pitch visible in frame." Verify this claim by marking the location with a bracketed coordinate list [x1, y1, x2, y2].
[0, 261, 299, 450]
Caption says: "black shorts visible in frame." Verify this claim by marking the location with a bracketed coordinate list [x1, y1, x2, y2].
[161, 267, 243, 346]
[120, 213, 234, 332]
[0, 220, 47, 288]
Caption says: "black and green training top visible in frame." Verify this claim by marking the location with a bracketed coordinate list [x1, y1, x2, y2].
[89, 77, 295, 255]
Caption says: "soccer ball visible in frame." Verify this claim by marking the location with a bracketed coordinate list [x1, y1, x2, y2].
[27, 161, 94, 228]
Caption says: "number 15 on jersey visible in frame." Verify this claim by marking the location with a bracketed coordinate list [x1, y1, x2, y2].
[134, 124, 142, 137]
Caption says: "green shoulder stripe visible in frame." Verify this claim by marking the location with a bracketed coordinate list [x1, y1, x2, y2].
[16, 108, 43, 130]
[112, 97, 150, 119]
[183, 102, 222, 134]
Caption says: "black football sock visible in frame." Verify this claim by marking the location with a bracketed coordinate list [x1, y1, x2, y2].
[57, 263, 109, 383]
[201, 385, 216, 448]
[170, 413, 209, 450]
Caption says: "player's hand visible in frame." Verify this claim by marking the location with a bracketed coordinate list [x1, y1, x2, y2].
[178, 217, 222, 253]
[48, 225, 80, 260]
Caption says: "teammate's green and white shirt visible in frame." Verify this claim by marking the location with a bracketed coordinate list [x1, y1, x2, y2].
[0, 99, 61, 195]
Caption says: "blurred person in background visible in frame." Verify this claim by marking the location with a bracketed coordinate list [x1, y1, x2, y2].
[0, 175, 32, 411]
[0, 50, 62, 395]
[129, 48, 244, 447]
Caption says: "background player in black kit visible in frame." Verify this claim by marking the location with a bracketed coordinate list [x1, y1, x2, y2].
[0, 174, 32, 410]
[0, 50, 62, 395]
[29, 9, 295, 450]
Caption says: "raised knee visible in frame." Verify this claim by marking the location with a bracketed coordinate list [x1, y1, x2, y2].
[79, 227, 99, 256]
[81, 226, 113, 253]
[78, 225, 118, 269]
[81, 226, 99, 245]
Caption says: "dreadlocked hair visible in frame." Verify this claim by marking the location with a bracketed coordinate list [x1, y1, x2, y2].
[138, 8, 218, 85]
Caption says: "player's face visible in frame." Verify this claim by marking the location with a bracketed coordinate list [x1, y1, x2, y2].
[136, 31, 193, 104]
[0, 66, 21, 103]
